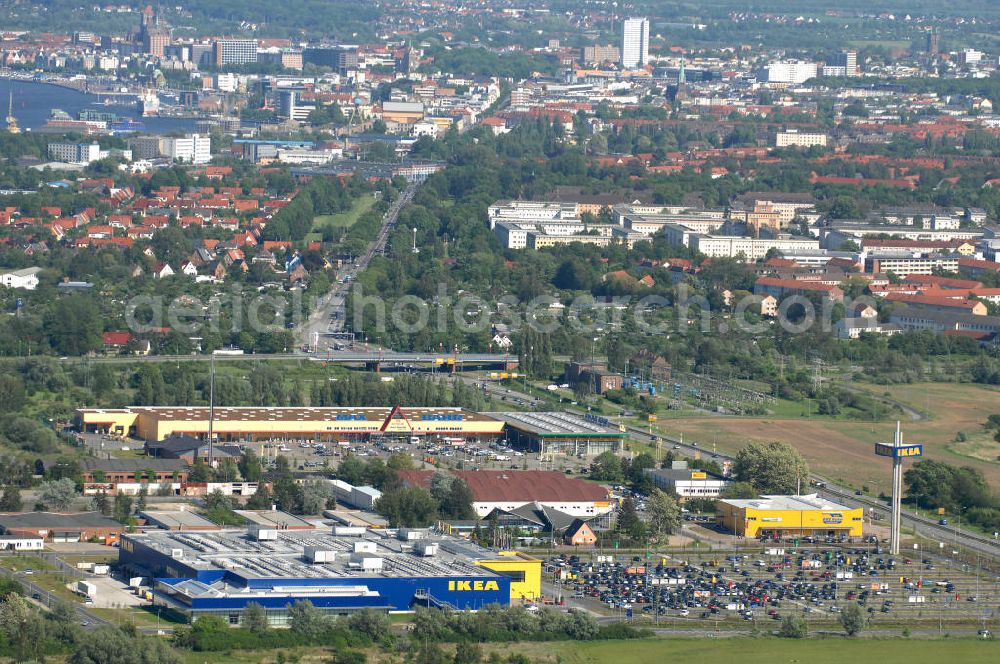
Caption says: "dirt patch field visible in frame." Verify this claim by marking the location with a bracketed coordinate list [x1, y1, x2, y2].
[661, 382, 1000, 490]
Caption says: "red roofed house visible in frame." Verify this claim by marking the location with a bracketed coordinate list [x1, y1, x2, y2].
[103, 331, 131, 350]
[754, 276, 844, 302]
[903, 274, 983, 291]
[152, 263, 174, 279]
[885, 292, 988, 316]
[395, 469, 613, 520]
[958, 257, 1000, 278]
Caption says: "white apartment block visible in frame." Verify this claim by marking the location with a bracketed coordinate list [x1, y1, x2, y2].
[776, 130, 828, 148]
[764, 60, 819, 84]
[691, 235, 820, 261]
[487, 200, 579, 226]
[621, 18, 649, 69]
[160, 134, 212, 164]
[47, 142, 102, 164]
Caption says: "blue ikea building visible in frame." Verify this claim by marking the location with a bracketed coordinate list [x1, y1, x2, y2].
[119, 527, 511, 625]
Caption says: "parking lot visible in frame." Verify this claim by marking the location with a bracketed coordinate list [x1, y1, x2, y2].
[544, 545, 1000, 629]
[244, 434, 580, 474]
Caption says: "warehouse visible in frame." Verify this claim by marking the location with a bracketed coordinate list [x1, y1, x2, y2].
[716, 494, 864, 539]
[76, 406, 505, 443]
[396, 470, 615, 523]
[0, 512, 125, 542]
[118, 527, 541, 624]
[485, 411, 626, 456]
[646, 463, 732, 500]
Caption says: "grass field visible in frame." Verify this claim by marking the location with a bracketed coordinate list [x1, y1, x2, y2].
[311, 194, 377, 232]
[523, 638, 997, 664]
[172, 637, 997, 664]
[656, 382, 1000, 490]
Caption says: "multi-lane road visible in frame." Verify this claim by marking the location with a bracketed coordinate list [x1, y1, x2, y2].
[0, 563, 110, 631]
[300, 181, 419, 352]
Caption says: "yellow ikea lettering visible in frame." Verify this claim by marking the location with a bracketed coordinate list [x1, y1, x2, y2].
[448, 580, 500, 592]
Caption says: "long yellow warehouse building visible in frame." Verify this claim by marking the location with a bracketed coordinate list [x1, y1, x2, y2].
[77, 406, 505, 443]
[717, 494, 864, 538]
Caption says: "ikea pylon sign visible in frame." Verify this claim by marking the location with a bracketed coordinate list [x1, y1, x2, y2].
[448, 580, 500, 591]
[875, 443, 923, 458]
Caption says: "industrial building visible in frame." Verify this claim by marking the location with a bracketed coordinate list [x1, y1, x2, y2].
[118, 526, 541, 623]
[396, 470, 614, 522]
[716, 494, 864, 539]
[76, 406, 505, 443]
[486, 411, 626, 455]
[0, 512, 125, 542]
[646, 463, 732, 500]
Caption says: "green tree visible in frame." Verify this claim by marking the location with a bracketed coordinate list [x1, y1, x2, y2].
[69, 625, 182, 664]
[733, 442, 809, 494]
[453, 642, 483, 664]
[346, 608, 390, 642]
[113, 492, 133, 524]
[0, 593, 47, 663]
[238, 451, 264, 482]
[188, 458, 211, 482]
[616, 497, 644, 540]
[300, 480, 335, 515]
[589, 451, 624, 482]
[375, 486, 439, 527]
[719, 482, 758, 499]
[43, 295, 103, 356]
[778, 615, 808, 638]
[646, 489, 681, 541]
[288, 600, 330, 640]
[243, 601, 269, 633]
[840, 602, 868, 636]
[39, 477, 78, 510]
[0, 485, 23, 511]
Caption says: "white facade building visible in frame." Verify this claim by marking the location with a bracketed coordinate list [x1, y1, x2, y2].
[691, 234, 820, 261]
[0, 266, 42, 290]
[621, 18, 649, 69]
[160, 134, 212, 164]
[47, 142, 101, 164]
[776, 130, 829, 148]
[764, 60, 819, 84]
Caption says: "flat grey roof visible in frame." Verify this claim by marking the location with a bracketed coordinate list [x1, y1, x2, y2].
[140, 511, 220, 530]
[720, 494, 852, 511]
[485, 411, 625, 437]
[126, 527, 500, 580]
[82, 458, 188, 472]
[235, 510, 315, 529]
[0, 512, 122, 530]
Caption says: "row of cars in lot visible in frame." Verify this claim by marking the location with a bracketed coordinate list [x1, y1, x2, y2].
[548, 547, 994, 623]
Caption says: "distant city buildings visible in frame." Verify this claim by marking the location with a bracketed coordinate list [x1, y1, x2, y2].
[581, 44, 620, 66]
[160, 134, 212, 163]
[47, 142, 102, 164]
[762, 60, 818, 84]
[620, 17, 649, 69]
[775, 130, 829, 148]
[214, 39, 257, 66]
[825, 49, 859, 77]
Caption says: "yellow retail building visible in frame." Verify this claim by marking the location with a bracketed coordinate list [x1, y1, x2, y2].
[476, 551, 543, 602]
[76, 405, 505, 443]
[717, 494, 864, 538]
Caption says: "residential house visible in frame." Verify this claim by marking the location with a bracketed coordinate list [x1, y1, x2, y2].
[564, 520, 598, 547]
[152, 263, 174, 279]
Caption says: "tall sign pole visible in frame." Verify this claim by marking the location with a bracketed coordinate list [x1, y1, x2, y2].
[875, 422, 922, 556]
[891, 422, 902, 555]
